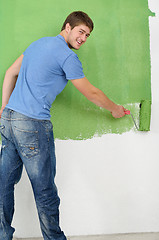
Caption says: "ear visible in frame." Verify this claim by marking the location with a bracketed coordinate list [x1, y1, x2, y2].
[65, 23, 71, 33]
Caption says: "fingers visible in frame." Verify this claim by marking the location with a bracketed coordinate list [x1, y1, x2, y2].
[111, 105, 130, 118]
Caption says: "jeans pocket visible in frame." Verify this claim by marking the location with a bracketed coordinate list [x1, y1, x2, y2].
[13, 126, 39, 158]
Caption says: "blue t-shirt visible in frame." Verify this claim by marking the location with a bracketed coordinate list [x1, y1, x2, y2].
[7, 35, 85, 120]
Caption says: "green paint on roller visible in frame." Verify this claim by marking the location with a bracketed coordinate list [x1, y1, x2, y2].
[0, 0, 154, 139]
[139, 100, 151, 131]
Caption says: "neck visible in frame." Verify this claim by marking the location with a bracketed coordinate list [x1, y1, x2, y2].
[60, 31, 67, 43]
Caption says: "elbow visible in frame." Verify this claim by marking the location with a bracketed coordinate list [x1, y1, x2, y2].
[5, 68, 18, 78]
[86, 89, 99, 102]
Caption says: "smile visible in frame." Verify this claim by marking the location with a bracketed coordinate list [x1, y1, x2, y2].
[77, 40, 82, 45]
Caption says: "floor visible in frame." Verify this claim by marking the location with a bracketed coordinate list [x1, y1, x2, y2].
[13, 232, 159, 240]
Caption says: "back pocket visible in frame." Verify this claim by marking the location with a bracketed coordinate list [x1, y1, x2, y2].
[13, 126, 39, 158]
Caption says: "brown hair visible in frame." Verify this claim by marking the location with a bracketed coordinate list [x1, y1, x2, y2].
[61, 11, 94, 32]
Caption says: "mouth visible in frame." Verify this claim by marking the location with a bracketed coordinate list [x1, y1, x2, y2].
[76, 39, 82, 46]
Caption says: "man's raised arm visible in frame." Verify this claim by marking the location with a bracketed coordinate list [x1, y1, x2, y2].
[71, 77, 126, 118]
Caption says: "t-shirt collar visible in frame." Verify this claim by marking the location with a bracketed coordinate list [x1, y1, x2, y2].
[57, 34, 68, 46]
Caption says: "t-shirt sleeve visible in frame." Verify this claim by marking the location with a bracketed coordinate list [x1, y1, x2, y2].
[23, 49, 27, 55]
[62, 54, 85, 80]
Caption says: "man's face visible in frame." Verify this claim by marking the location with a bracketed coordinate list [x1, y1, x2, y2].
[66, 24, 91, 50]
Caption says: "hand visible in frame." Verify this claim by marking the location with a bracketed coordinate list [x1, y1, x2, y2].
[111, 105, 126, 118]
[0, 106, 5, 119]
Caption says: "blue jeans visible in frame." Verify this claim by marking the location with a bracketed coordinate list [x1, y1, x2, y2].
[0, 108, 66, 240]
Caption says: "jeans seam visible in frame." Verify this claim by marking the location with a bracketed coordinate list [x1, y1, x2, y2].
[13, 125, 38, 134]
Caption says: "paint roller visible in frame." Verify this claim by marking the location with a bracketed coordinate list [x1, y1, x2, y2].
[125, 100, 151, 131]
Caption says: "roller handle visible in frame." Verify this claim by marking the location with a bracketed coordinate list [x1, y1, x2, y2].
[124, 110, 131, 115]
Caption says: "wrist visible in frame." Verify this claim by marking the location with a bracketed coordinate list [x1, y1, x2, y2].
[110, 103, 118, 113]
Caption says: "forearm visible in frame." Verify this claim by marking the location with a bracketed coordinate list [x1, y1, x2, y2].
[0, 54, 23, 118]
[71, 77, 126, 118]
[1, 70, 18, 108]
[85, 87, 126, 118]
[86, 87, 118, 112]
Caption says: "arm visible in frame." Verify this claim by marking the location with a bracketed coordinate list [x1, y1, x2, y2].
[71, 77, 126, 118]
[0, 54, 24, 117]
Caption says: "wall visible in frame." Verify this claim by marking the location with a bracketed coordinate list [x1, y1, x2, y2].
[12, 0, 159, 238]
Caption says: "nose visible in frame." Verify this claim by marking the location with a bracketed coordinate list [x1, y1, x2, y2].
[81, 34, 87, 42]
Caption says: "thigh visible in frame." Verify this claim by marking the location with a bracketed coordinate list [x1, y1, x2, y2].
[12, 118, 56, 189]
[0, 118, 23, 189]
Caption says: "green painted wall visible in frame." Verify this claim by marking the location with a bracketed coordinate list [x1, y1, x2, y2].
[0, 0, 154, 139]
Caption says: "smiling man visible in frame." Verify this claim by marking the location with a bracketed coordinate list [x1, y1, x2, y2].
[61, 24, 90, 49]
[0, 11, 126, 240]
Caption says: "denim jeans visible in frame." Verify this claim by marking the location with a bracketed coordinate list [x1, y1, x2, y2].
[0, 108, 66, 240]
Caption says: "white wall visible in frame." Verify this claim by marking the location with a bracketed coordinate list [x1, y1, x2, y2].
[13, 0, 159, 238]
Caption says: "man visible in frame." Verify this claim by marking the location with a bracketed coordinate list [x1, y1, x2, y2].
[0, 11, 126, 240]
